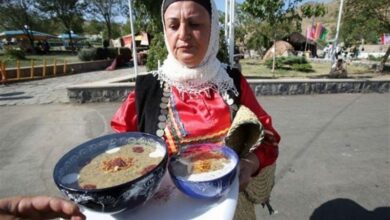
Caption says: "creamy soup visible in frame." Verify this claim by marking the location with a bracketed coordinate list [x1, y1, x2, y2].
[79, 144, 163, 189]
[173, 150, 235, 182]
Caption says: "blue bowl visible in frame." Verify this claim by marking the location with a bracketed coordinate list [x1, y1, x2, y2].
[53, 132, 168, 213]
[168, 144, 238, 199]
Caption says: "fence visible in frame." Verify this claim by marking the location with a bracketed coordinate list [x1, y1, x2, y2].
[0, 59, 112, 83]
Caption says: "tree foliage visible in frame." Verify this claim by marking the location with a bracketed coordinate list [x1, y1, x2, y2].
[84, 0, 122, 40]
[242, 0, 302, 27]
[301, 4, 326, 19]
[130, 0, 163, 33]
[0, 0, 37, 30]
[0, 0, 44, 50]
[342, 0, 390, 72]
[239, 0, 302, 54]
[36, 0, 85, 33]
[35, 0, 85, 52]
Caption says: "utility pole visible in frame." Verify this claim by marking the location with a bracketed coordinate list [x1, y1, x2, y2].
[225, 0, 235, 66]
[331, 0, 344, 65]
[128, 0, 138, 76]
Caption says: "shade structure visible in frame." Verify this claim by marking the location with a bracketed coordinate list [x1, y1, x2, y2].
[58, 33, 86, 40]
[122, 32, 150, 48]
[0, 30, 57, 40]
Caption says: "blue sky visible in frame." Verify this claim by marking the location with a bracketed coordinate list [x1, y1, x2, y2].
[215, 0, 331, 10]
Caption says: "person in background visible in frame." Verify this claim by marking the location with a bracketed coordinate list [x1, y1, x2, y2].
[0, 196, 85, 220]
[111, 0, 280, 219]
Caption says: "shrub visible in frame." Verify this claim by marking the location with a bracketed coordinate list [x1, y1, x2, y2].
[367, 54, 383, 62]
[4, 49, 26, 60]
[264, 57, 285, 69]
[291, 63, 314, 72]
[146, 33, 168, 71]
[78, 48, 97, 61]
[282, 56, 308, 65]
[265, 56, 313, 72]
[95, 48, 117, 60]
[117, 48, 132, 61]
[78, 47, 132, 62]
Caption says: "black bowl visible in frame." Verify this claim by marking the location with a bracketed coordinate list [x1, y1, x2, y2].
[53, 132, 168, 213]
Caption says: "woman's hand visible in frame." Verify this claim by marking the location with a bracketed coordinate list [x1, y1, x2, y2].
[238, 153, 259, 192]
[0, 196, 86, 220]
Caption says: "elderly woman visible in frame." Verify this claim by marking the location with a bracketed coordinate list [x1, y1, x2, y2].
[111, 0, 280, 219]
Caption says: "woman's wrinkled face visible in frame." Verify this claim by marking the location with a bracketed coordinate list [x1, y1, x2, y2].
[164, 1, 211, 68]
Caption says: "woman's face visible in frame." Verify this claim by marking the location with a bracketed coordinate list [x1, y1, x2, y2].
[164, 1, 211, 68]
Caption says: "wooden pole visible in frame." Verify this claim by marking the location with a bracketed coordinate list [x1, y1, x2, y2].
[43, 59, 47, 77]
[1, 62, 7, 82]
[30, 60, 34, 79]
[53, 59, 57, 76]
[16, 60, 21, 79]
[63, 59, 67, 74]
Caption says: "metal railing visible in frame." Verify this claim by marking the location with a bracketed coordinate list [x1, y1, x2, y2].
[0, 58, 69, 83]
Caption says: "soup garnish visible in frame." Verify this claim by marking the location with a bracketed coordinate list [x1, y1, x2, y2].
[78, 144, 162, 189]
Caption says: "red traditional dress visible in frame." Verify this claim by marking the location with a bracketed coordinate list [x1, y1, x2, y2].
[111, 73, 280, 172]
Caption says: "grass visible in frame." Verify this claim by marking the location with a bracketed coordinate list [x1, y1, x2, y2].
[0, 53, 81, 68]
[241, 58, 376, 78]
[0, 51, 380, 78]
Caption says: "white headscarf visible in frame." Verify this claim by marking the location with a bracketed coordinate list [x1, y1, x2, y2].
[156, 0, 238, 97]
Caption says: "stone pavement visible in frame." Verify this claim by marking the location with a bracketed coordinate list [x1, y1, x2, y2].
[0, 94, 389, 219]
[0, 67, 144, 106]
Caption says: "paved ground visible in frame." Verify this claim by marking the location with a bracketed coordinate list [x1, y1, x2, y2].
[0, 93, 389, 219]
[0, 67, 144, 106]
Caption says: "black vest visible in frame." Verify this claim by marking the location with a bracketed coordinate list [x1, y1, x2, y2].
[135, 68, 241, 135]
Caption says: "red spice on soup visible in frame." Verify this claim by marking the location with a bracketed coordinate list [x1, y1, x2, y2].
[78, 144, 163, 189]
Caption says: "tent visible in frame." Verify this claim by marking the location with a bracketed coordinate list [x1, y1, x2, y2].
[58, 33, 86, 40]
[122, 32, 150, 48]
[283, 32, 317, 57]
[0, 30, 56, 40]
[262, 41, 295, 61]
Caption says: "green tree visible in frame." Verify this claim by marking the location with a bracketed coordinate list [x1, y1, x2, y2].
[242, 0, 302, 73]
[36, 0, 86, 51]
[129, 0, 163, 34]
[0, 0, 43, 52]
[342, 0, 390, 72]
[84, 0, 122, 40]
[242, 0, 303, 28]
[301, 4, 326, 21]
[146, 32, 167, 71]
[83, 20, 105, 35]
[241, 0, 303, 49]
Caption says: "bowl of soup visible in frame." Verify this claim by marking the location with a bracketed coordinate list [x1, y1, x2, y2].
[168, 143, 238, 199]
[53, 132, 168, 213]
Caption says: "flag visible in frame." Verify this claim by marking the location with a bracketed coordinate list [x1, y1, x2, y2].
[381, 34, 390, 45]
[315, 23, 323, 40]
[320, 27, 328, 41]
[306, 25, 315, 40]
